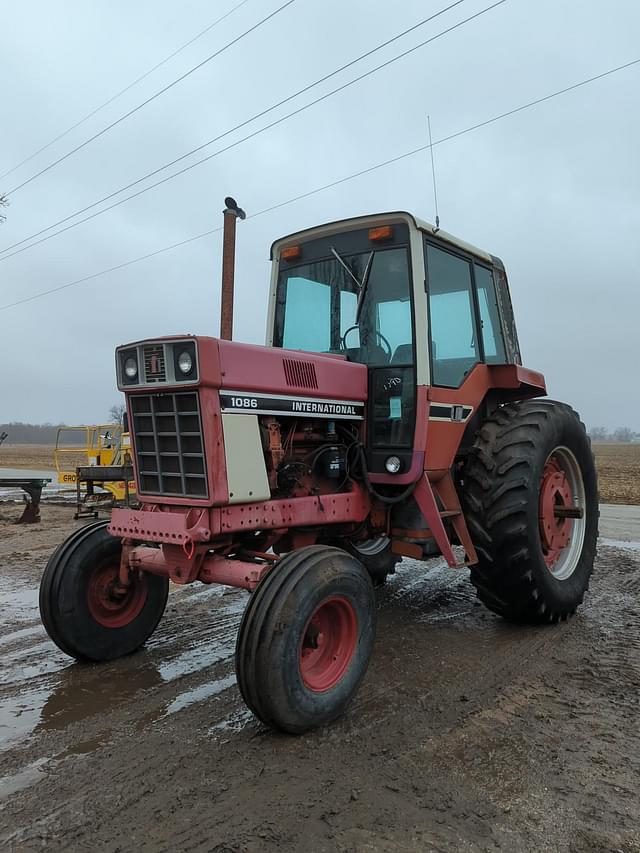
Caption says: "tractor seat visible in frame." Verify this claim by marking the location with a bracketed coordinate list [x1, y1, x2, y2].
[391, 344, 414, 365]
[344, 344, 390, 365]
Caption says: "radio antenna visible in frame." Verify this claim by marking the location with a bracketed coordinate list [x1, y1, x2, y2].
[427, 114, 440, 234]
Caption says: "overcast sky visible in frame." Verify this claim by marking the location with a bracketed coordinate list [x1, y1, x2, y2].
[1, 0, 638, 430]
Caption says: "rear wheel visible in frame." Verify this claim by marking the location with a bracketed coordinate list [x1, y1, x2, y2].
[462, 400, 598, 623]
[40, 520, 169, 661]
[235, 545, 376, 733]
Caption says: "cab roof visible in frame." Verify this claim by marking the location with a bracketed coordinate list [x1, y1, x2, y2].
[270, 211, 499, 266]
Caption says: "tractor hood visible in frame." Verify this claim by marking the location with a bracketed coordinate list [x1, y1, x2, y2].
[115, 336, 368, 407]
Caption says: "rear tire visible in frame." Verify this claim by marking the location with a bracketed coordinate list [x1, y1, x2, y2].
[462, 400, 598, 623]
[40, 520, 169, 661]
[235, 545, 376, 733]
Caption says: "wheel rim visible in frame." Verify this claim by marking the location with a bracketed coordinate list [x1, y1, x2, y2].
[352, 536, 389, 557]
[538, 446, 586, 580]
[299, 596, 358, 692]
[87, 563, 148, 628]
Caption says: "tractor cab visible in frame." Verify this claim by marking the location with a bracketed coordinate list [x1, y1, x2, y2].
[268, 212, 523, 477]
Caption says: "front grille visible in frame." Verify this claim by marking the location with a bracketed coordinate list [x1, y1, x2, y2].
[130, 392, 207, 498]
[143, 344, 166, 383]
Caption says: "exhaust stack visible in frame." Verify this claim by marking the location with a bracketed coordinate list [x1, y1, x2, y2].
[220, 196, 246, 340]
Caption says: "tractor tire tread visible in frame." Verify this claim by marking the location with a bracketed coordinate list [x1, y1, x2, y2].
[40, 522, 169, 661]
[236, 545, 375, 733]
[462, 399, 598, 623]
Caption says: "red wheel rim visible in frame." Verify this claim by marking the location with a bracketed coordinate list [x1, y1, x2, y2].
[87, 563, 147, 628]
[299, 596, 358, 693]
[539, 455, 574, 568]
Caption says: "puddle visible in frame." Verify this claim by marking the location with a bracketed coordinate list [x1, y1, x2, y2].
[0, 573, 246, 752]
[0, 578, 40, 627]
[386, 559, 472, 617]
[210, 706, 254, 736]
[0, 624, 44, 649]
[0, 686, 52, 752]
[158, 635, 237, 682]
[165, 673, 236, 715]
[64, 732, 113, 756]
[600, 538, 640, 553]
[0, 736, 110, 804]
[2, 640, 52, 663]
[37, 660, 165, 733]
[0, 757, 50, 802]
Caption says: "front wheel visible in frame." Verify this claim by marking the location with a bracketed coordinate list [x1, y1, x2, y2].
[40, 520, 169, 661]
[235, 545, 376, 733]
[462, 400, 598, 623]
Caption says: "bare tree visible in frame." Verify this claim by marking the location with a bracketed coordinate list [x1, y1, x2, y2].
[0, 193, 8, 225]
[613, 426, 634, 443]
[108, 403, 126, 424]
[589, 426, 609, 441]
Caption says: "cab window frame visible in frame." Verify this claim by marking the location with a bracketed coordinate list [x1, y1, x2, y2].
[424, 238, 485, 389]
[274, 229, 418, 372]
[473, 262, 508, 365]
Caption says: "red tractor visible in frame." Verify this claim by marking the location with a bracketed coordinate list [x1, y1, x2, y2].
[40, 208, 598, 733]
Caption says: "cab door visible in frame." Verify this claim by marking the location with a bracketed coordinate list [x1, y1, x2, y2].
[423, 239, 507, 470]
[362, 247, 418, 481]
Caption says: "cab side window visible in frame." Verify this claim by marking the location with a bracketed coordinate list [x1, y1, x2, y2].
[475, 265, 506, 363]
[426, 244, 480, 387]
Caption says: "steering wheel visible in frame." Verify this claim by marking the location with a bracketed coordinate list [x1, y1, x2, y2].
[340, 325, 392, 359]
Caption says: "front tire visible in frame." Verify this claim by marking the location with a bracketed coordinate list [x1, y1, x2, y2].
[40, 520, 169, 661]
[462, 400, 598, 623]
[235, 545, 376, 733]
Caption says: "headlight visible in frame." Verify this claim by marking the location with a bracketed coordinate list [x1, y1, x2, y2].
[177, 351, 193, 374]
[385, 455, 401, 474]
[124, 357, 138, 379]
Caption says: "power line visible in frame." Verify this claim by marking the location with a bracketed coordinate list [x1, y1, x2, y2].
[0, 0, 498, 261]
[3, 0, 296, 196]
[0, 227, 223, 312]
[0, 0, 473, 257]
[3, 55, 637, 313]
[0, 0, 252, 183]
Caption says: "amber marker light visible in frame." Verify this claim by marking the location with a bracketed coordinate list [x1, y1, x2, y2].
[281, 245, 302, 260]
[368, 225, 394, 242]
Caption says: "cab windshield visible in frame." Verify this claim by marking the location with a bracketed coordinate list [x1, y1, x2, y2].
[273, 246, 414, 366]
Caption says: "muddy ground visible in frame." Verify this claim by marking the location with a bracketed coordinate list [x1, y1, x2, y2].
[1, 505, 640, 852]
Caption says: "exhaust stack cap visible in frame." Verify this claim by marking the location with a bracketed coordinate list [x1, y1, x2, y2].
[224, 196, 246, 220]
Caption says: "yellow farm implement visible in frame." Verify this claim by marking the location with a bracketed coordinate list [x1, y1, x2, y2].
[54, 424, 135, 516]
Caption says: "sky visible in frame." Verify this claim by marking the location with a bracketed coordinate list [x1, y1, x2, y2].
[1, 0, 639, 431]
